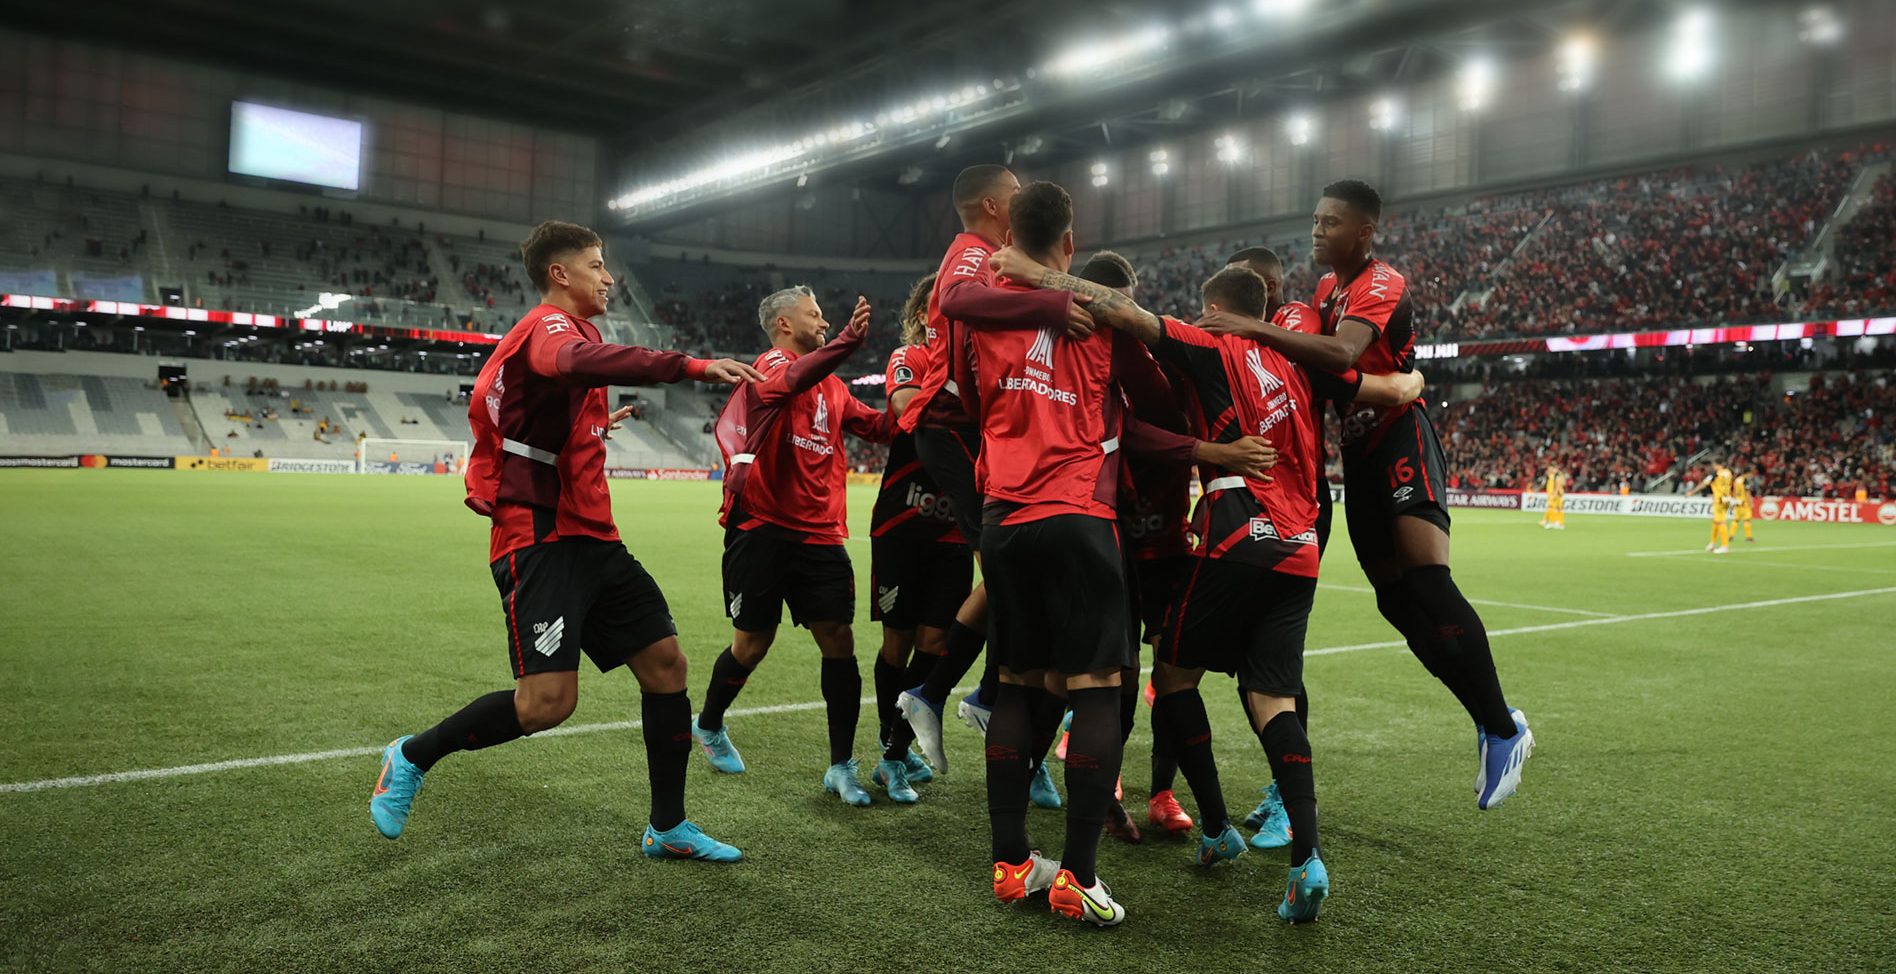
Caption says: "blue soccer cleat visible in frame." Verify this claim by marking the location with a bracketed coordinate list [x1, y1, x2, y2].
[1477, 709, 1535, 810]
[1246, 783, 1292, 850]
[641, 820, 742, 863]
[1198, 823, 1247, 866]
[1029, 761, 1062, 809]
[956, 689, 993, 737]
[691, 717, 746, 774]
[369, 736, 425, 840]
[871, 757, 919, 804]
[1278, 854, 1330, 923]
[823, 758, 873, 807]
[897, 689, 948, 774]
[902, 749, 934, 784]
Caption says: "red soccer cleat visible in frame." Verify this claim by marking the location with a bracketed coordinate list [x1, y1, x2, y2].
[1147, 789, 1195, 834]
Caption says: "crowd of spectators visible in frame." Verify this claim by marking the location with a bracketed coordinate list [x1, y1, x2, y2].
[1434, 370, 1893, 500]
[1804, 171, 1896, 318]
[647, 274, 911, 366]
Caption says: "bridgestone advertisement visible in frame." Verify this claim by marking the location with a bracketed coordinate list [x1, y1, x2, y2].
[267, 458, 357, 474]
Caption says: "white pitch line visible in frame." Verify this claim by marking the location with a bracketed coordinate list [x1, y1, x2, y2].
[1702, 558, 1896, 577]
[7, 586, 1894, 795]
[1627, 540, 1896, 558]
[1319, 582, 1616, 617]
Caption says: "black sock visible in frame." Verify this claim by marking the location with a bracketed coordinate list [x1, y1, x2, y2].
[1118, 684, 1138, 746]
[1296, 688, 1309, 731]
[401, 690, 524, 772]
[977, 650, 1001, 704]
[920, 620, 984, 704]
[872, 654, 904, 746]
[1149, 703, 1179, 795]
[1027, 688, 1067, 772]
[1373, 579, 1484, 727]
[820, 657, 861, 766]
[1404, 565, 1514, 735]
[696, 647, 753, 732]
[1060, 686, 1124, 888]
[883, 651, 934, 759]
[642, 690, 691, 831]
[1258, 710, 1319, 864]
[1156, 689, 1227, 833]
[985, 682, 1033, 864]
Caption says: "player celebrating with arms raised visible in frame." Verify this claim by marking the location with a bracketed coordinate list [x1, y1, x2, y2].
[368, 220, 762, 862]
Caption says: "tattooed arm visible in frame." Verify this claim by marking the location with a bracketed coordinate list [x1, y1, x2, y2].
[986, 246, 1162, 345]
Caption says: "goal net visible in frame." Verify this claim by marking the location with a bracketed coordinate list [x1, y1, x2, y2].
[357, 438, 470, 475]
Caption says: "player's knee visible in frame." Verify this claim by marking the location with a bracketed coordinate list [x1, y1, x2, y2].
[877, 627, 912, 663]
[633, 641, 688, 692]
[810, 621, 854, 658]
[515, 686, 577, 732]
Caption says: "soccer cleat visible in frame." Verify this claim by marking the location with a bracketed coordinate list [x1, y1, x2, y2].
[1048, 870, 1126, 927]
[956, 690, 992, 737]
[1706, 542, 1716, 552]
[1715, 545, 1730, 554]
[1553, 522, 1565, 531]
[641, 820, 742, 863]
[902, 749, 934, 784]
[691, 718, 746, 774]
[823, 758, 873, 807]
[896, 689, 948, 774]
[1476, 709, 1535, 810]
[1029, 761, 1062, 809]
[871, 757, 919, 804]
[1146, 790, 1195, 834]
[1054, 710, 1072, 761]
[1474, 723, 1487, 796]
[1104, 801, 1143, 844]
[992, 851, 1060, 902]
[1245, 783, 1292, 850]
[1199, 823, 1247, 865]
[1142, 679, 1156, 707]
[1277, 854, 1330, 923]
[369, 736, 425, 840]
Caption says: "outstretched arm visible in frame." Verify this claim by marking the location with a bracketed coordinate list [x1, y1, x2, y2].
[1198, 311, 1376, 375]
[756, 297, 873, 406]
[529, 331, 763, 388]
[986, 246, 1161, 344]
[1354, 369, 1426, 407]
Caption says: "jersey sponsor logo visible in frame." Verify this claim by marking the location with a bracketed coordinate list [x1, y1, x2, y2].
[905, 482, 957, 521]
[791, 433, 836, 456]
[542, 313, 573, 335]
[876, 585, 900, 614]
[1026, 326, 1057, 369]
[1248, 517, 1277, 541]
[532, 616, 565, 657]
[813, 392, 831, 434]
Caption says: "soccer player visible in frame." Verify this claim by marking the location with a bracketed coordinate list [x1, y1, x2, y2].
[1196, 179, 1534, 810]
[866, 272, 966, 801]
[894, 165, 1081, 776]
[368, 220, 763, 862]
[1731, 466, 1756, 542]
[1688, 462, 1735, 553]
[692, 286, 894, 806]
[968, 181, 1139, 926]
[1541, 465, 1567, 530]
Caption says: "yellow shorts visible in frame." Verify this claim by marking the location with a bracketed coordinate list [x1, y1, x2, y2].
[1735, 505, 1752, 520]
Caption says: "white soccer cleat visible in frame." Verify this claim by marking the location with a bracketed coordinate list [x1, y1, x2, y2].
[897, 690, 948, 774]
[1715, 545, 1729, 554]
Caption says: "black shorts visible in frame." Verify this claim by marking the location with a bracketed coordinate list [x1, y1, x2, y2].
[1342, 407, 1452, 563]
[912, 425, 983, 548]
[491, 539, 677, 679]
[722, 523, 855, 631]
[980, 514, 1135, 676]
[1132, 554, 1192, 645]
[1159, 559, 1316, 697]
[870, 535, 974, 630]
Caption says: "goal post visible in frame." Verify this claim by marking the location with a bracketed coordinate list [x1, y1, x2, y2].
[357, 437, 471, 475]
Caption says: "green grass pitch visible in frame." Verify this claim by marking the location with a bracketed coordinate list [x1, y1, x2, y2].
[3, 469, 1893, 972]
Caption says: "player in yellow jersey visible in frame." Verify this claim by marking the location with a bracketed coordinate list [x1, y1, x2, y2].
[1731, 467, 1756, 543]
[1539, 465, 1566, 530]
[1687, 464, 1733, 553]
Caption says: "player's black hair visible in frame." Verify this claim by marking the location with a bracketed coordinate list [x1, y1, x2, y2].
[1201, 265, 1268, 318]
[1079, 250, 1137, 289]
[1008, 180, 1072, 255]
[1321, 179, 1383, 221]
[520, 220, 603, 292]
[953, 164, 1014, 215]
[1226, 246, 1281, 270]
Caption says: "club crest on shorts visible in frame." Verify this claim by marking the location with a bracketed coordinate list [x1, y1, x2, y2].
[531, 616, 565, 657]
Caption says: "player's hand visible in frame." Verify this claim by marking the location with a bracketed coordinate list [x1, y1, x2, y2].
[1065, 294, 1097, 339]
[701, 359, 766, 384]
[603, 404, 634, 440]
[841, 295, 872, 340]
[986, 246, 1036, 284]
[1197, 310, 1266, 340]
[1392, 369, 1426, 402]
[1197, 436, 1276, 481]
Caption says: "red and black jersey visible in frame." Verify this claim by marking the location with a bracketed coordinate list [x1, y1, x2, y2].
[1153, 316, 1361, 577]
[873, 344, 965, 543]
[971, 282, 1130, 526]
[901, 232, 1071, 434]
[715, 329, 892, 545]
[465, 303, 711, 562]
[1313, 258, 1418, 456]
[1273, 300, 1321, 335]
[1118, 358, 1196, 561]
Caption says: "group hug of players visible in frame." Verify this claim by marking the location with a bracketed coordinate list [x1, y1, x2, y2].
[366, 166, 1536, 930]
